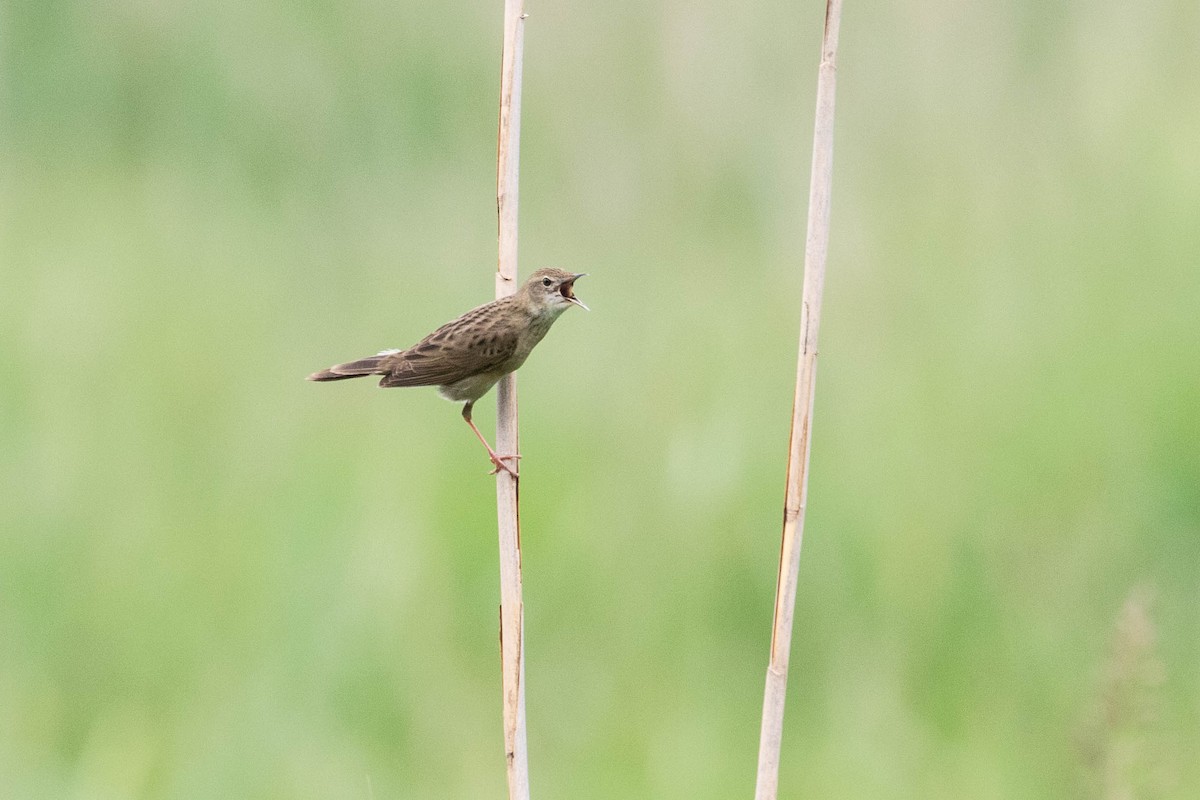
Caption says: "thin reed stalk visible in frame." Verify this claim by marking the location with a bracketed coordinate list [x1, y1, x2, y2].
[494, 1, 530, 799]
[754, 2, 843, 798]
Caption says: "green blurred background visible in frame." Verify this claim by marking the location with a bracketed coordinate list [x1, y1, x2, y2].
[3, 0, 1198, 797]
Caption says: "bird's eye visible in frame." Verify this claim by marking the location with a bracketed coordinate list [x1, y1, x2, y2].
[541, 277, 552, 287]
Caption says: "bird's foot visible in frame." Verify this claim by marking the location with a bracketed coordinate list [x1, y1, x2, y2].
[488, 452, 522, 478]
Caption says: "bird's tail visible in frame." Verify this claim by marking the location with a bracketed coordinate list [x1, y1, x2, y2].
[307, 354, 390, 382]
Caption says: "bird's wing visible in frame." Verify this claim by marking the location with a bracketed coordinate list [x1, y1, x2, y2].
[377, 303, 521, 388]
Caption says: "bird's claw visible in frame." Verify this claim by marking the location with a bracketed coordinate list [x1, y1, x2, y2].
[488, 453, 522, 478]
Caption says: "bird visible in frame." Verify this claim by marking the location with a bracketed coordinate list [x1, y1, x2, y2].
[308, 268, 587, 477]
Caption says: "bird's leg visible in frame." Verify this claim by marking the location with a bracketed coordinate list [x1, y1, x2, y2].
[461, 402, 520, 477]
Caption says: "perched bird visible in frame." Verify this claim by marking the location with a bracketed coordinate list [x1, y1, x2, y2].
[308, 268, 587, 476]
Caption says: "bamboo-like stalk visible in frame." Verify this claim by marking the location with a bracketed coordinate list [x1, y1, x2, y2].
[494, 1, 530, 799]
[754, 2, 843, 798]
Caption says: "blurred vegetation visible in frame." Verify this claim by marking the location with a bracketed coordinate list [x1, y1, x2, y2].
[2, 0, 1198, 797]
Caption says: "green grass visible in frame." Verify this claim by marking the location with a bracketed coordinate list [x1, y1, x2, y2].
[2, 1, 1198, 797]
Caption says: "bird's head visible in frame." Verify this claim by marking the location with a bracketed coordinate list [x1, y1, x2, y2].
[522, 268, 588, 313]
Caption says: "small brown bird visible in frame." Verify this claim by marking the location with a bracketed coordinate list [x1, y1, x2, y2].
[308, 268, 587, 476]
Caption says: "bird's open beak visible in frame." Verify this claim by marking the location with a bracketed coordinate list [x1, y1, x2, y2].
[562, 273, 589, 310]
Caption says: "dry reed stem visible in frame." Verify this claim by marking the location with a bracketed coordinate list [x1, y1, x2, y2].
[494, 1, 530, 799]
[1078, 585, 1170, 799]
[754, 2, 843, 798]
